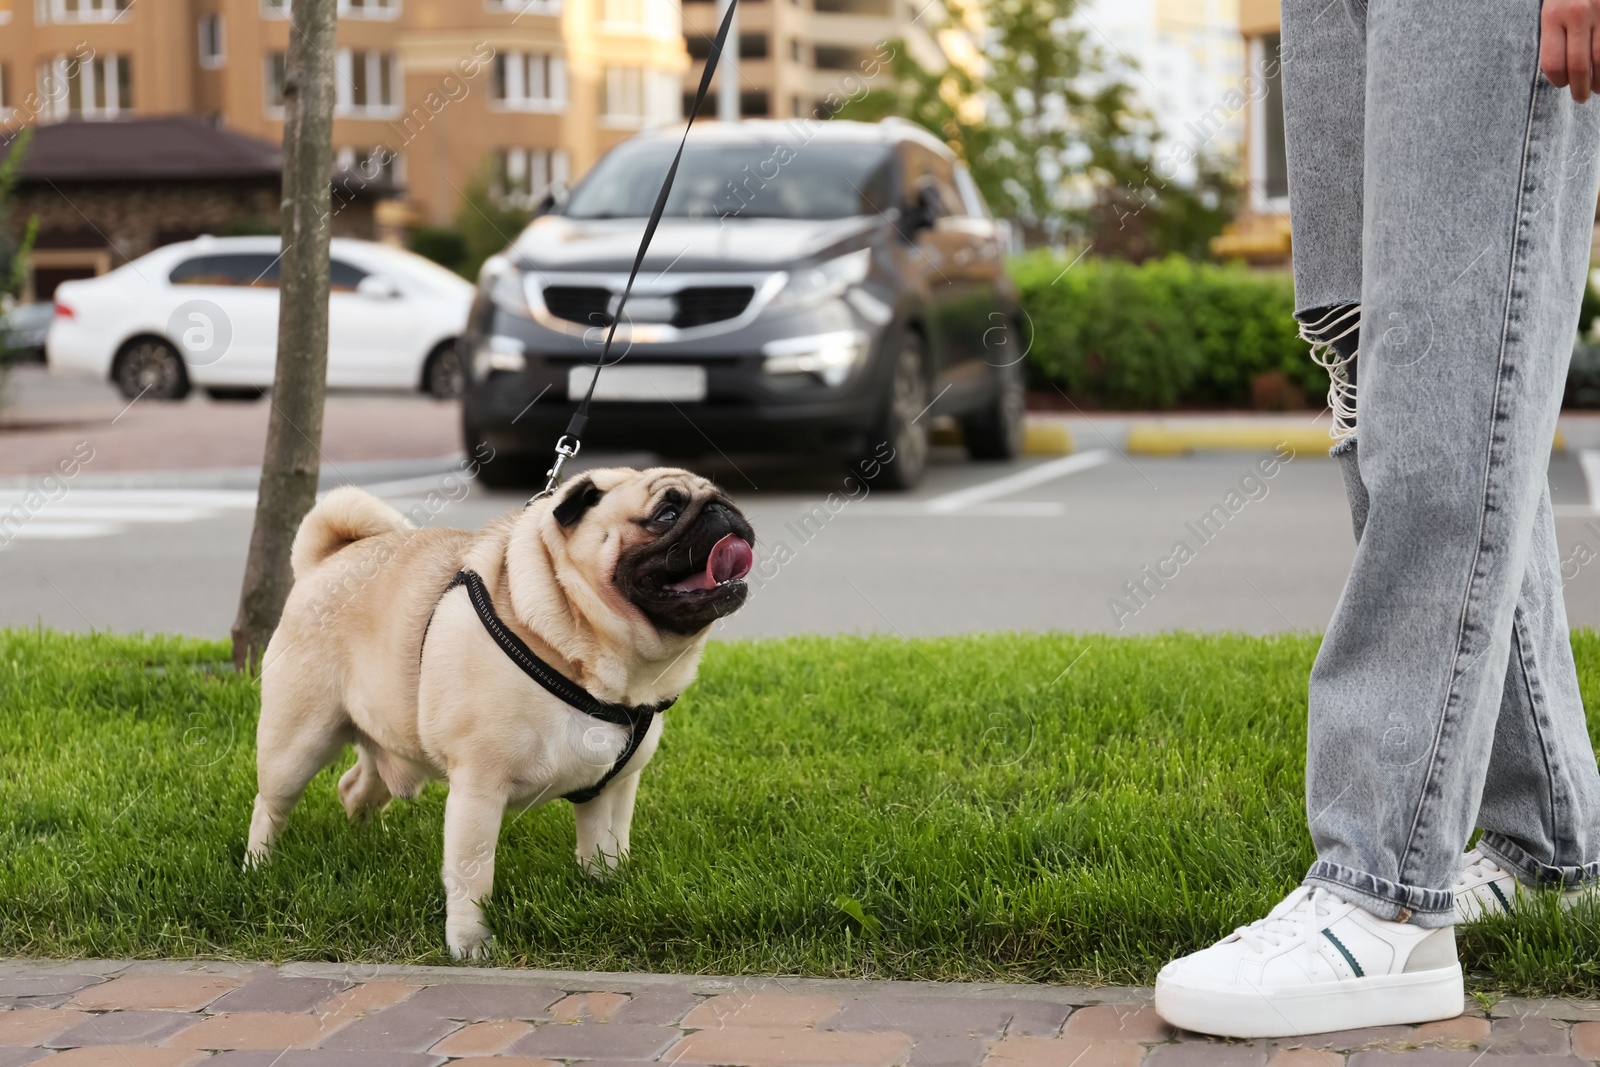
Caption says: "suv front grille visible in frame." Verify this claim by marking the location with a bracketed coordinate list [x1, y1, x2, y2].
[673, 286, 755, 328]
[539, 284, 757, 330]
[541, 286, 612, 327]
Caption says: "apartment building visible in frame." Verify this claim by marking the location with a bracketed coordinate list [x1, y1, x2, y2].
[1079, 0, 1245, 182]
[678, 0, 958, 122]
[1208, 0, 1289, 263]
[0, 0, 689, 232]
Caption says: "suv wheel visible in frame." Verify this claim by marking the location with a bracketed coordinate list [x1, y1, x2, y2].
[867, 333, 929, 491]
[114, 338, 190, 401]
[962, 355, 1026, 460]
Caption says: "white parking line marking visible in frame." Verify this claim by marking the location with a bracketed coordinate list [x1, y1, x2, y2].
[848, 501, 1066, 517]
[1579, 450, 1600, 513]
[6, 506, 220, 523]
[922, 450, 1110, 514]
[5, 522, 121, 540]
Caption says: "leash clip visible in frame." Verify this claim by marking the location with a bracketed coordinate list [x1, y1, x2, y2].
[536, 435, 582, 499]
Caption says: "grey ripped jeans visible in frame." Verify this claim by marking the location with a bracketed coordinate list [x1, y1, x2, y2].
[1282, 0, 1600, 926]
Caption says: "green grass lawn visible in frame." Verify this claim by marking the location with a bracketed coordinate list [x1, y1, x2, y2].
[1, 627, 1597, 997]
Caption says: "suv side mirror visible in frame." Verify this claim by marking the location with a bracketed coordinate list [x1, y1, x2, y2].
[903, 184, 941, 238]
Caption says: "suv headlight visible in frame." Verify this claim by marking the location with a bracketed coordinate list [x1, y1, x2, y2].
[471, 334, 528, 379]
[767, 248, 872, 312]
[479, 254, 534, 318]
[762, 331, 869, 387]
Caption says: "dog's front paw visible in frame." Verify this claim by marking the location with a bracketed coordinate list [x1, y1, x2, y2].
[446, 917, 494, 960]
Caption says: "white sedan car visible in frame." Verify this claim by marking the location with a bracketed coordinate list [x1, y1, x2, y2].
[47, 236, 476, 401]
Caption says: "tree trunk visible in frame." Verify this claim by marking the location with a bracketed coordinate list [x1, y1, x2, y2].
[230, 0, 337, 671]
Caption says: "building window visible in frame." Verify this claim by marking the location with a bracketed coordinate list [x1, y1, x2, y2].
[602, 67, 678, 125]
[601, 0, 676, 35]
[813, 45, 856, 71]
[264, 52, 286, 113]
[686, 33, 766, 60]
[340, 0, 400, 18]
[1249, 33, 1288, 210]
[492, 51, 566, 111]
[485, 0, 561, 14]
[35, 0, 128, 22]
[495, 147, 569, 209]
[0, 64, 8, 111]
[198, 14, 226, 69]
[261, 0, 288, 18]
[36, 54, 132, 119]
[336, 49, 398, 116]
[336, 145, 403, 185]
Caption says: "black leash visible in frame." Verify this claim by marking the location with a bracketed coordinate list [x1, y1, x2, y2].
[537, 0, 741, 498]
[445, 570, 675, 804]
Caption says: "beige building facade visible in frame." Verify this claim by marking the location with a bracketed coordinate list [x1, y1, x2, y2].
[679, 0, 956, 122]
[0, 0, 690, 229]
[1210, 0, 1290, 263]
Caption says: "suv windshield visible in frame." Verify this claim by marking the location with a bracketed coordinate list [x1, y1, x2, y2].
[563, 141, 895, 221]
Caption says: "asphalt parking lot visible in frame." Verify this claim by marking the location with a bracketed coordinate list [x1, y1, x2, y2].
[5, 367, 1600, 640]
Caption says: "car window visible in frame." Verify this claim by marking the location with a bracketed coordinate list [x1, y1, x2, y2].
[330, 259, 369, 294]
[954, 165, 991, 220]
[563, 141, 896, 221]
[169, 253, 281, 288]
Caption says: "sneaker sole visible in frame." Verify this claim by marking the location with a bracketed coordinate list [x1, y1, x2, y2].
[1154, 964, 1464, 1038]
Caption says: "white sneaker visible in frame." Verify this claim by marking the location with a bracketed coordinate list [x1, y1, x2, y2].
[1452, 847, 1594, 923]
[1154, 886, 1463, 1038]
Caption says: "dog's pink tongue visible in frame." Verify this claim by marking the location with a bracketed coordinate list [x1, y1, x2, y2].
[710, 534, 753, 583]
[665, 534, 753, 593]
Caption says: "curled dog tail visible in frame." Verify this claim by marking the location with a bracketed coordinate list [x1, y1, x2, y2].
[290, 486, 408, 580]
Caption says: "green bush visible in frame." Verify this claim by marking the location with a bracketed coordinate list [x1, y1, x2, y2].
[1011, 252, 1326, 410]
[408, 226, 469, 277]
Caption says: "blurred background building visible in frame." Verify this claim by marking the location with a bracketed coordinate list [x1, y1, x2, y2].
[1209, 0, 1288, 264]
[1078, 0, 1244, 183]
[0, 0, 989, 297]
[680, 0, 960, 121]
[0, 0, 689, 296]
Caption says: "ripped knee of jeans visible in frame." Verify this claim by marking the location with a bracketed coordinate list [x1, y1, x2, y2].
[1298, 303, 1359, 443]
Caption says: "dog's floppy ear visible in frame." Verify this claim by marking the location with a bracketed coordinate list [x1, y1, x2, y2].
[552, 477, 605, 528]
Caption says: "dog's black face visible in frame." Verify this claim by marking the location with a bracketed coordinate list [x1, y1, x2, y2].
[554, 469, 755, 635]
[619, 487, 755, 634]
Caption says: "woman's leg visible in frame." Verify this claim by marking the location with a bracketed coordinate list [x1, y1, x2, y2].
[1303, 0, 1600, 926]
[1475, 488, 1600, 890]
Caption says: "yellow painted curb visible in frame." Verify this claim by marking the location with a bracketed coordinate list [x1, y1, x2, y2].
[1023, 421, 1074, 455]
[1125, 423, 1333, 456]
[1124, 424, 1572, 455]
[929, 420, 1076, 455]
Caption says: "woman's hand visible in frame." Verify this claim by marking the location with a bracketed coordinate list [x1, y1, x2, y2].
[1542, 0, 1600, 102]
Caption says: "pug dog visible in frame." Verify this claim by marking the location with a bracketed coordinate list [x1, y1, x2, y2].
[246, 468, 755, 958]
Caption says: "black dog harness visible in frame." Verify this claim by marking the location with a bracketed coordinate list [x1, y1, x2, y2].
[431, 569, 674, 804]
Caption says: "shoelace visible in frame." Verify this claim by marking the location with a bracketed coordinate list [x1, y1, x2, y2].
[1453, 848, 1506, 892]
[1232, 887, 1337, 953]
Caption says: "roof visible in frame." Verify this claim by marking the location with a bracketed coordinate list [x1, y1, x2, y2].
[2, 116, 282, 182]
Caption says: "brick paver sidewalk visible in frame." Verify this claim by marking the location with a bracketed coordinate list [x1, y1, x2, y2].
[2, 961, 1599, 1066]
